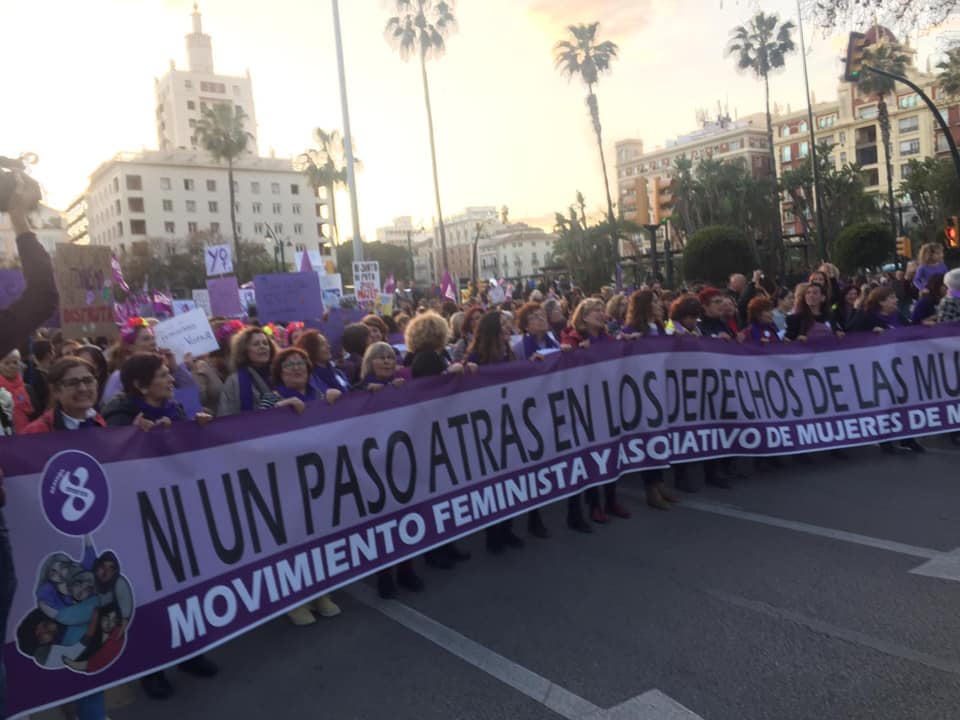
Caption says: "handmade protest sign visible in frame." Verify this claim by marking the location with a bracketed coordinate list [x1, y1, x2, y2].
[204, 245, 233, 276]
[206, 276, 242, 317]
[239, 288, 257, 316]
[352, 261, 380, 306]
[152, 308, 220, 363]
[54, 244, 116, 339]
[6, 326, 960, 717]
[320, 273, 343, 309]
[192, 289, 212, 317]
[254, 272, 323, 322]
[173, 300, 198, 316]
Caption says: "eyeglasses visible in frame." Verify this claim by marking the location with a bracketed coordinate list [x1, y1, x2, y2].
[281, 360, 308, 370]
[60, 376, 96, 389]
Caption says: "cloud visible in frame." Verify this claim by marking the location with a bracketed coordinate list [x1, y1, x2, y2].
[522, 0, 660, 37]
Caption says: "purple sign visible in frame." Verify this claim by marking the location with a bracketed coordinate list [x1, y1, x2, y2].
[254, 272, 324, 323]
[206, 276, 242, 317]
[0, 269, 26, 308]
[3, 325, 960, 717]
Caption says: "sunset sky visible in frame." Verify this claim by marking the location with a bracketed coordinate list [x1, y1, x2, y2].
[5, 0, 957, 238]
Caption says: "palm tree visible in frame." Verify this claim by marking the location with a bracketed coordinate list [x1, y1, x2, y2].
[937, 46, 960, 97]
[553, 24, 619, 238]
[859, 38, 910, 240]
[726, 11, 796, 269]
[385, 0, 456, 271]
[195, 104, 252, 277]
[296, 128, 354, 247]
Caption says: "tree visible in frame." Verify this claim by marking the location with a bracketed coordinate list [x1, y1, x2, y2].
[859, 38, 910, 245]
[296, 129, 353, 247]
[385, 0, 456, 271]
[553, 23, 619, 239]
[898, 156, 960, 242]
[727, 11, 796, 270]
[937, 45, 960, 97]
[682, 226, 757, 286]
[336, 241, 414, 286]
[831, 222, 893, 271]
[804, 0, 959, 34]
[195, 103, 253, 278]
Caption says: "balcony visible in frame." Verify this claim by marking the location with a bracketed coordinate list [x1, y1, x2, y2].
[855, 147, 878, 165]
[855, 126, 877, 146]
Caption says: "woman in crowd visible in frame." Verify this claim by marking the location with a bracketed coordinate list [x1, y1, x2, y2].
[832, 285, 861, 333]
[785, 283, 836, 341]
[911, 273, 945, 325]
[359, 342, 405, 390]
[771, 288, 793, 334]
[285, 322, 306, 348]
[102, 352, 220, 698]
[912, 242, 948, 292]
[217, 327, 279, 415]
[268, 346, 343, 623]
[451, 306, 483, 363]
[405, 311, 473, 568]
[297, 329, 348, 401]
[0, 349, 35, 432]
[808, 270, 834, 310]
[448, 311, 466, 348]
[512, 302, 561, 361]
[362, 314, 388, 344]
[71, 345, 109, 408]
[669, 295, 704, 337]
[939, 268, 960, 322]
[605, 293, 627, 336]
[848, 287, 906, 333]
[744, 297, 781, 344]
[543, 297, 567, 338]
[101, 318, 158, 402]
[339, 323, 371, 386]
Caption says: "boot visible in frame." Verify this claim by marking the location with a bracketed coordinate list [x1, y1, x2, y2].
[528, 509, 550, 539]
[657, 482, 679, 503]
[397, 567, 425, 592]
[590, 505, 609, 524]
[566, 497, 592, 533]
[503, 522, 525, 549]
[141, 671, 174, 700]
[287, 604, 317, 626]
[425, 549, 455, 569]
[311, 594, 341, 618]
[606, 502, 632, 519]
[900, 438, 925, 453]
[377, 570, 397, 599]
[179, 654, 218, 678]
[485, 526, 505, 554]
[645, 485, 671, 510]
[446, 542, 471, 562]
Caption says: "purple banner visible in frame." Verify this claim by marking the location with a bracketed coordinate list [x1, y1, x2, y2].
[206, 276, 242, 317]
[254, 273, 323, 323]
[4, 325, 960, 716]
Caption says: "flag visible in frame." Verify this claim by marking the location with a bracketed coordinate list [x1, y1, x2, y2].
[110, 254, 130, 293]
[299, 250, 313, 273]
[441, 271, 457, 302]
[383, 273, 396, 294]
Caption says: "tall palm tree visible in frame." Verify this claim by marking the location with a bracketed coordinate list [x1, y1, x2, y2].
[859, 38, 910, 241]
[195, 103, 252, 276]
[553, 24, 619, 239]
[937, 46, 960, 97]
[385, 0, 456, 271]
[727, 12, 795, 269]
[296, 128, 354, 247]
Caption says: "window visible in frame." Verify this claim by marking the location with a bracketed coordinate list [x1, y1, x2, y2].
[126, 174, 142, 190]
[292, 203, 302, 215]
[820, 135, 834, 147]
[233, 85, 240, 95]
[189, 119, 196, 128]
[781, 126, 791, 137]
[130, 220, 146, 235]
[112, 177, 120, 193]
[294, 223, 303, 235]
[254, 222, 264, 235]
[162, 199, 173, 212]
[817, 114, 837, 129]
[187, 100, 195, 110]
[185, 79, 193, 89]
[799, 121, 807, 133]
[160, 177, 172, 190]
[840, 152, 847, 165]
[938, 133, 951, 152]
[164, 221, 175, 234]
[128, 197, 144, 212]
[200, 101, 208, 112]
[251, 182, 261, 194]
[290, 184, 300, 195]
[839, 131, 846, 144]
[200, 81, 226, 93]
[115, 199, 121, 215]
[275, 223, 283, 233]
[799, 142, 809, 158]
[186, 200, 197, 212]
[782, 146, 792, 162]
[861, 168, 879, 186]
[271, 182, 281, 194]
[899, 139, 920, 156]
[211, 222, 220, 234]
[898, 94, 919, 109]
[898, 116, 919, 134]
[272, 202, 282, 214]
[901, 163, 914, 179]
[252, 201, 263, 214]
[209, 201, 219, 212]
[857, 105, 879, 120]
[184, 221, 198, 235]
[184, 179, 195, 191]
[206, 179, 217, 191]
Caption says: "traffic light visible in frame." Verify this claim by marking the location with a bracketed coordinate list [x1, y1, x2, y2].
[844, 32, 867, 82]
[946, 216, 959, 248]
[896, 236, 912, 258]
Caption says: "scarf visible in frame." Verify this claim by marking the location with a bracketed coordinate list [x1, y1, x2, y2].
[522, 332, 559, 359]
[238, 365, 271, 412]
[276, 384, 317, 403]
[0, 373, 33, 432]
[949, 289, 960, 300]
[749, 323, 781, 343]
[311, 364, 351, 393]
[132, 396, 183, 423]
[361, 372, 395, 388]
[875, 312, 902, 330]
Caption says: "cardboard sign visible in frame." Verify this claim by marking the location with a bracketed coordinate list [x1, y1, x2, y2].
[206, 276, 242, 317]
[191, 289, 212, 317]
[152, 308, 220, 363]
[239, 288, 257, 316]
[54, 244, 116, 339]
[173, 300, 198, 316]
[254, 272, 324, 323]
[320, 273, 343, 309]
[352, 261, 380, 305]
[205, 244, 234, 276]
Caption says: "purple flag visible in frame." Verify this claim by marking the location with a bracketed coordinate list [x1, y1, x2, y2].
[110, 254, 130, 293]
[441, 271, 457, 303]
[299, 251, 314, 273]
[383, 273, 396, 294]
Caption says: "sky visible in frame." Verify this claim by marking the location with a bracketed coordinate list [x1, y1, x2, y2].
[5, 0, 959, 239]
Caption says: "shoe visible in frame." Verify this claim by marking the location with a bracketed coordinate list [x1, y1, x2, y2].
[704, 475, 732, 489]
[287, 604, 317, 626]
[425, 550, 455, 569]
[590, 505, 609, 524]
[179, 654, 218, 678]
[645, 486, 671, 510]
[606, 502, 632, 519]
[141, 671, 174, 700]
[377, 572, 397, 599]
[567, 515, 593, 533]
[900, 438, 926, 454]
[528, 514, 550, 539]
[657, 483, 680, 503]
[503, 530, 525, 549]
[447, 543, 471, 562]
[397, 569, 425, 592]
[311, 595, 341, 618]
[831, 449, 850, 461]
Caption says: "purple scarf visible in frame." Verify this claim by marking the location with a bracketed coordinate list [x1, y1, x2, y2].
[875, 312, 902, 330]
[133, 397, 183, 423]
[275, 384, 317, 403]
[522, 332, 559, 358]
[238, 366, 271, 412]
[361, 372, 396, 388]
[311, 364, 351, 393]
[950, 289, 960, 300]
[749, 323, 781, 343]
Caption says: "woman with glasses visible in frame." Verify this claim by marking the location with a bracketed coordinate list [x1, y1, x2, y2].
[359, 342, 405, 390]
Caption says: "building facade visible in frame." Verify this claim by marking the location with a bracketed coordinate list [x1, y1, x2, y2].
[0, 204, 68, 262]
[478, 224, 557, 281]
[154, 6, 258, 154]
[375, 216, 430, 249]
[427, 206, 501, 281]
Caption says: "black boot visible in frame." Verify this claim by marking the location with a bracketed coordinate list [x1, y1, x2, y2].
[566, 496, 592, 533]
[141, 671, 174, 700]
[425, 548, 455, 569]
[397, 566, 425, 592]
[502, 520, 524, 549]
[377, 570, 397, 599]
[446, 541, 471, 562]
[485, 526, 505, 554]
[179, 654, 218, 678]
[704, 460, 732, 489]
[900, 438, 925, 453]
[528, 509, 550, 539]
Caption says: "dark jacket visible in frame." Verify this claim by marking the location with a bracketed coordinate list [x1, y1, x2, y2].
[410, 349, 453, 379]
[0, 233, 59, 358]
[697, 316, 733, 339]
[102, 393, 186, 427]
[785, 311, 833, 341]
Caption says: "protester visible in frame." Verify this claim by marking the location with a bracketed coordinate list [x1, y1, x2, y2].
[771, 288, 793, 334]
[669, 296, 704, 337]
[543, 297, 566, 338]
[512, 302, 561, 360]
[912, 243, 948, 291]
[339, 323, 371, 386]
[620, 289, 664, 337]
[911, 273, 945, 325]
[217, 327, 279, 415]
[605, 293, 627, 335]
[360, 342, 405, 390]
[296, 330, 348, 401]
[785, 283, 835, 341]
[451, 306, 483, 362]
[744, 297, 781, 344]
[0, 351, 34, 433]
[847, 287, 906, 333]
[832, 285, 861, 333]
[697, 289, 734, 339]
[362, 314, 388, 344]
[25, 339, 53, 417]
[939, 268, 960, 322]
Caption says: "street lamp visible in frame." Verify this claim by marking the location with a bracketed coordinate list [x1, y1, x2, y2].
[263, 222, 291, 273]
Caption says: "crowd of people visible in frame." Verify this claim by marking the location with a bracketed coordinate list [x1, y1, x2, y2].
[2, 173, 960, 717]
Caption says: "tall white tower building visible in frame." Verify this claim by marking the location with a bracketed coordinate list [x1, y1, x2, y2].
[154, 4, 259, 154]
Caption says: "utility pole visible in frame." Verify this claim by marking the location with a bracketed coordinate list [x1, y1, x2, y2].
[797, 0, 827, 261]
[331, 0, 363, 262]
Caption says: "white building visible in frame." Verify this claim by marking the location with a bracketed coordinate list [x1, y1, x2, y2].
[428, 206, 501, 280]
[0, 204, 68, 261]
[376, 216, 430, 248]
[154, 5, 258, 154]
[80, 149, 325, 253]
[478, 224, 557, 281]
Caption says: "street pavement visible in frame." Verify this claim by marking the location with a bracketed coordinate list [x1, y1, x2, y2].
[98, 437, 960, 720]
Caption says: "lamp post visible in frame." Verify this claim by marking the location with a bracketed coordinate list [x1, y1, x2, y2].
[263, 222, 289, 272]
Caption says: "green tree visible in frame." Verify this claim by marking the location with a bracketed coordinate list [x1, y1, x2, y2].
[858, 38, 910, 244]
[551, 205, 613, 292]
[682, 225, 757, 285]
[554, 23, 619, 237]
[831, 222, 893, 272]
[296, 128, 353, 247]
[195, 103, 253, 277]
[385, 0, 456, 271]
[936, 45, 960, 97]
[336, 241, 414, 286]
[726, 11, 796, 269]
[898, 157, 960, 243]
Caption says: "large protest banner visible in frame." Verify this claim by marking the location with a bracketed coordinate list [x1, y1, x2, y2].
[54, 244, 117, 339]
[4, 326, 960, 716]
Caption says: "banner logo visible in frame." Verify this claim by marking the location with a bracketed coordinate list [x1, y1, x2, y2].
[40, 451, 110, 536]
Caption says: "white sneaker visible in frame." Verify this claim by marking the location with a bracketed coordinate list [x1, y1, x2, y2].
[287, 604, 317, 626]
[311, 595, 341, 618]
